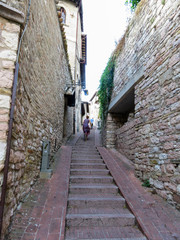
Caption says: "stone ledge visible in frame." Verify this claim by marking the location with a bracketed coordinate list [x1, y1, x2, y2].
[108, 67, 144, 113]
[0, 2, 24, 24]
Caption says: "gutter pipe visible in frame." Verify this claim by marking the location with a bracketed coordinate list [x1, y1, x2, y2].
[74, 0, 82, 81]
[0, 0, 31, 238]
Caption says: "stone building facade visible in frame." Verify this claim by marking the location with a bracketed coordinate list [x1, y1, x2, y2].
[56, 0, 87, 133]
[89, 91, 100, 127]
[105, 0, 180, 209]
[0, 0, 81, 235]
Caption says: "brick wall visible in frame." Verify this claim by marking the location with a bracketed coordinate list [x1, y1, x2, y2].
[0, 0, 74, 234]
[107, 0, 180, 209]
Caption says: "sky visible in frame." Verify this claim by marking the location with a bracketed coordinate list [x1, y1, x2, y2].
[82, 0, 132, 101]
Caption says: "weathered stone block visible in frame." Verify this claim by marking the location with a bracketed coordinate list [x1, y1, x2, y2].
[164, 182, 176, 192]
[177, 185, 180, 195]
[0, 164, 4, 172]
[2, 60, 15, 69]
[173, 194, 180, 205]
[153, 180, 164, 190]
[4, 22, 20, 33]
[0, 50, 16, 61]
[169, 53, 179, 68]
[0, 130, 7, 140]
[175, 124, 180, 130]
[1, 30, 19, 50]
[166, 164, 176, 174]
[163, 142, 174, 150]
[0, 140, 6, 163]
[159, 153, 168, 160]
[159, 68, 172, 85]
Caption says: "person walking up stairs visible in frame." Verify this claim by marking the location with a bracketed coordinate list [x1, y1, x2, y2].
[6, 129, 180, 240]
[65, 130, 147, 239]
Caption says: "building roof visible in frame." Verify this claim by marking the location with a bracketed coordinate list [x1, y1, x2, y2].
[89, 91, 98, 102]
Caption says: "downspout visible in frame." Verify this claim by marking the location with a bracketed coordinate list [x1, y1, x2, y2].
[0, 0, 31, 237]
[74, 0, 82, 81]
[73, 0, 82, 133]
[74, 6, 79, 81]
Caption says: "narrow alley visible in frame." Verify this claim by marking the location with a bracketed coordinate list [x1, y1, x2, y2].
[1, 0, 180, 239]
[6, 129, 180, 240]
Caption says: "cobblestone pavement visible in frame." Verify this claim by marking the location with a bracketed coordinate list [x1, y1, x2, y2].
[6, 129, 180, 240]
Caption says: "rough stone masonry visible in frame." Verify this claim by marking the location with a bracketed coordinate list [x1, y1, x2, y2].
[0, 0, 73, 235]
[105, 0, 180, 209]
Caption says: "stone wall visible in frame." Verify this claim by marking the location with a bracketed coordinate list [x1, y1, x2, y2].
[56, 0, 83, 133]
[108, 0, 180, 209]
[0, 0, 74, 234]
[89, 92, 100, 127]
[0, 10, 21, 187]
[104, 113, 123, 148]
[116, 113, 135, 162]
[1, 0, 27, 13]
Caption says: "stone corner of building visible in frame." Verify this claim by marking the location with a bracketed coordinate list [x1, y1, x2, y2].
[0, 2, 24, 24]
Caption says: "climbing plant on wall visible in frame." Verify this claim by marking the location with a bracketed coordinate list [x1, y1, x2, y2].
[125, 0, 141, 10]
[98, 0, 142, 122]
[98, 56, 116, 121]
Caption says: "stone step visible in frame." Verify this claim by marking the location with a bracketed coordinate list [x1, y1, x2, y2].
[71, 159, 104, 164]
[72, 152, 100, 155]
[73, 146, 97, 149]
[66, 212, 135, 227]
[72, 156, 102, 160]
[70, 176, 113, 184]
[65, 226, 147, 240]
[71, 158, 102, 162]
[72, 148, 99, 154]
[73, 147, 97, 150]
[72, 153, 101, 158]
[70, 169, 110, 176]
[69, 184, 118, 194]
[73, 148, 96, 151]
[73, 155, 100, 158]
[70, 163, 107, 169]
[65, 136, 147, 240]
[68, 195, 125, 208]
[67, 206, 130, 214]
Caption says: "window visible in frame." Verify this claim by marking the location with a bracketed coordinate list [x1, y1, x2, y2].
[60, 7, 66, 24]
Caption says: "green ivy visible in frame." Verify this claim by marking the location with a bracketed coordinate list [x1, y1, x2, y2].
[125, 0, 141, 10]
[98, 56, 116, 121]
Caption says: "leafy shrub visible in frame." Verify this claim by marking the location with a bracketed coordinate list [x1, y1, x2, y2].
[125, 0, 141, 10]
[98, 56, 116, 121]
[142, 179, 151, 188]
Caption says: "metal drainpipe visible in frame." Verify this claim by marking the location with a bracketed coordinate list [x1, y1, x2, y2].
[74, 0, 82, 81]
[73, 0, 82, 133]
[0, 0, 31, 238]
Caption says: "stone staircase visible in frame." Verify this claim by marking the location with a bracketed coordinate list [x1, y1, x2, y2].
[65, 135, 147, 240]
